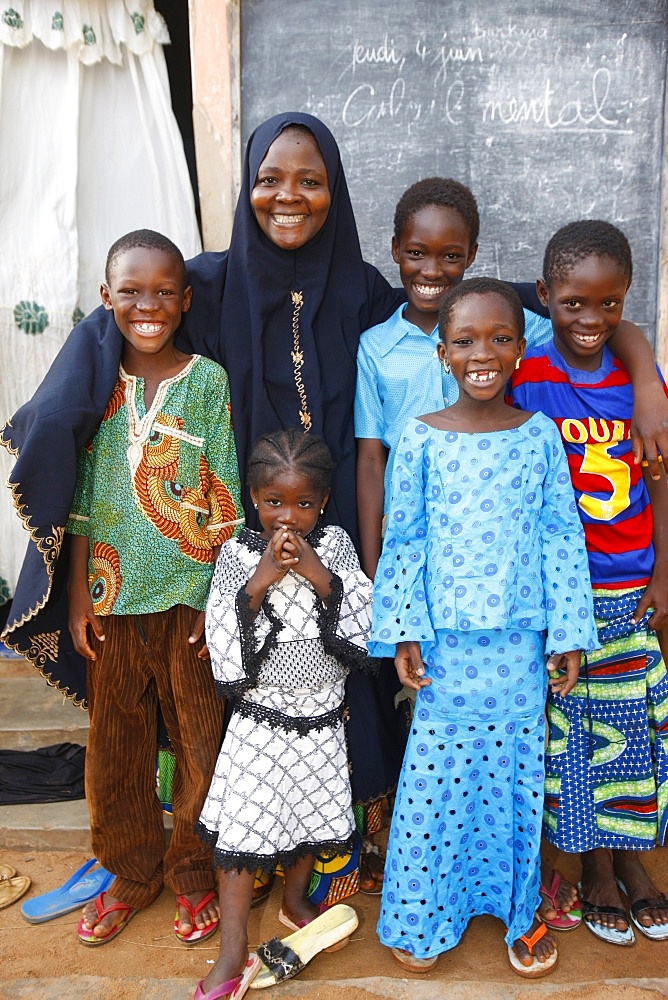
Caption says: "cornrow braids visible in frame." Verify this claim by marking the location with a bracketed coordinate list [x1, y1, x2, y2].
[393, 177, 480, 246]
[105, 229, 187, 286]
[247, 429, 335, 495]
[439, 277, 525, 342]
[542, 220, 633, 289]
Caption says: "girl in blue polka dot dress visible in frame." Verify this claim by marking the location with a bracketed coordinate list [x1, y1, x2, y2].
[370, 277, 599, 978]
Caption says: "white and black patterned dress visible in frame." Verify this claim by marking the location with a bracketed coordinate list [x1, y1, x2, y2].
[197, 524, 373, 873]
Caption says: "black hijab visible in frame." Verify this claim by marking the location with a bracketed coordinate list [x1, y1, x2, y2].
[182, 111, 400, 538]
[0, 112, 399, 703]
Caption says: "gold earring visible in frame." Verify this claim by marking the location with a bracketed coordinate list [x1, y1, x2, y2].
[442, 359, 451, 375]
[515, 357, 522, 370]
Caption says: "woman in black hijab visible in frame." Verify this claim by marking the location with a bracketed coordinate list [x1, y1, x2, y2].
[1, 112, 406, 816]
[182, 112, 399, 542]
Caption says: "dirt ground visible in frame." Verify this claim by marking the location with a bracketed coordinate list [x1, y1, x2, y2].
[1, 845, 668, 1000]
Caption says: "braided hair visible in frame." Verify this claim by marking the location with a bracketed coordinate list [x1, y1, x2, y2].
[247, 429, 334, 495]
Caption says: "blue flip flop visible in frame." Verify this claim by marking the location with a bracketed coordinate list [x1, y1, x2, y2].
[21, 859, 114, 923]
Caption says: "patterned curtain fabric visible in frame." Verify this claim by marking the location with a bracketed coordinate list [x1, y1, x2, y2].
[0, 0, 201, 602]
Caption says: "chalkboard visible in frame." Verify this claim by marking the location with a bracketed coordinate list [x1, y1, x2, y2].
[241, 0, 667, 343]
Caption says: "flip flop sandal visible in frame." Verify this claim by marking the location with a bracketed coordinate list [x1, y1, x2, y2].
[391, 947, 439, 973]
[539, 871, 582, 931]
[174, 889, 219, 945]
[359, 853, 384, 895]
[0, 872, 31, 910]
[250, 903, 359, 989]
[193, 954, 260, 1000]
[0, 865, 17, 880]
[615, 880, 668, 941]
[579, 885, 635, 946]
[76, 893, 138, 946]
[508, 920, 558, 978]
[277, 907, 349, 952]
[21, 858, 114, 923]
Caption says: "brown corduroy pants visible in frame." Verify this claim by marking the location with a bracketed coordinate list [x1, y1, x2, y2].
[86, 605, 225, 909]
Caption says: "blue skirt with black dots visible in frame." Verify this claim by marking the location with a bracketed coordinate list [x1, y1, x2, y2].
[377, 627, 546, 957]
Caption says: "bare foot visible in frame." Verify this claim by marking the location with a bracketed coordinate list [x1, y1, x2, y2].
[613, 851, 668, 930]
[200, 927, 248, 997]
[580, 848, 629, 932]
[176, 888, 219, 938]
[80, 893, 129, 939]
[539, 862, 578, 921]
[512, 916, 557, 967]
[280, 893, 319, 927]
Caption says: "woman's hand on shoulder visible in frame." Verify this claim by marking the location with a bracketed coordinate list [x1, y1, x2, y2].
[547, 650, 581, 696]
[395, 640, 431, 690]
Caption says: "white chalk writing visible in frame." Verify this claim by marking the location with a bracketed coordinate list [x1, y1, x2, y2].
[482, 68, 631, 132]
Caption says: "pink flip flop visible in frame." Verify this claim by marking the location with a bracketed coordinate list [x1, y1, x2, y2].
[193, 953, 260, 999]
[175, 889, 219, 945]
[539, 871, 582, 931]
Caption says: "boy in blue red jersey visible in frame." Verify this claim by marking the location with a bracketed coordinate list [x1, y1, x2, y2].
[512, 220, 668, 947]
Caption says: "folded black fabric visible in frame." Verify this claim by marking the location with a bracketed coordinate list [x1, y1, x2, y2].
[0, 742, 85, 804]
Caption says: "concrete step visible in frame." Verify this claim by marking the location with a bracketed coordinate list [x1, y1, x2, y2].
[0, 793, 173, 852]
[0, 799, 92, 852]
[0, 674, 89, 750]
[0, 653, 172, 853]
[0, 655, 91, 850]
[0, 650, 35, 677]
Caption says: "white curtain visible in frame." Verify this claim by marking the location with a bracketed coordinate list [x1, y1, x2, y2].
[0, 0, 202, 601]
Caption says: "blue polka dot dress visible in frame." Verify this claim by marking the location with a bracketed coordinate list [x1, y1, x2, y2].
[370, 415, 599, 957]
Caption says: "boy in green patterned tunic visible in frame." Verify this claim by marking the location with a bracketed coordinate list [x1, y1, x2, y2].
[67, 230, 243, 947]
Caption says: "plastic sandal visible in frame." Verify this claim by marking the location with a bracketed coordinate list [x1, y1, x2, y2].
[21, 858, 114, 923]
[579, 884, 635, 946]
[539, 870, 582, 931]
[508, 920, 558, 978]
[391, 947, 438, 972]
[0, 871, 31, 910]
[277, 907, 349, 952]
[250, 904, 358, 989]
[76, 893, 137, 946]
[194, 954, 260, 999]
[616, 879, 668, 941]
[174, 889, 219, 945]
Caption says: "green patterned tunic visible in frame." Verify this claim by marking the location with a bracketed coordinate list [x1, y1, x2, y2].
[66, 355, 242, 615]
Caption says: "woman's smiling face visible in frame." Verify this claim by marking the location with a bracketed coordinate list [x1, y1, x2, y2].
[251, 128, 331, 250]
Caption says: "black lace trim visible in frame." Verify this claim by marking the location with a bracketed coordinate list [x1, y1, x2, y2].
[318, 574, 374, 674]
[238, 524, 327, 553]
[195, 823, 356, 875]
[234, 698, 344, 735]
[214, 584, 284, 698]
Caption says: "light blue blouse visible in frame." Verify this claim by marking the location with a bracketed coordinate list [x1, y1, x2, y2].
[369, 413, 599, 657]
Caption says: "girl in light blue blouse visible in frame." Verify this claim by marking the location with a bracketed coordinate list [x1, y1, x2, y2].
[369, 278, 599, 979]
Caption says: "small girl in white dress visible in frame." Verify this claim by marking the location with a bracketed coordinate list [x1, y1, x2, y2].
[196, 429, 372, 998]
